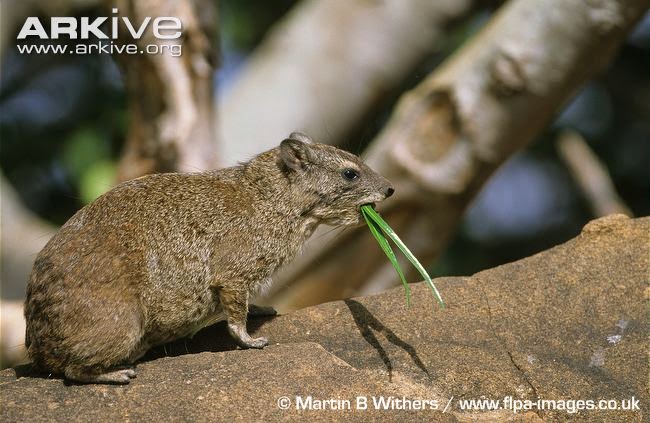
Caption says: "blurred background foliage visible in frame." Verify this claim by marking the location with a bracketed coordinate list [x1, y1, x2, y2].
[1, 0, 648, 280]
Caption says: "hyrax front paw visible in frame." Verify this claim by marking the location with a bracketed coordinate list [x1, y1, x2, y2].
[227, 322, 269, 349]
[244, 336, 269, 349]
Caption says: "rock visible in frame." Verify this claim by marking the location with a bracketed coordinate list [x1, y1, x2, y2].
[0, 300, 27, 367]
[1, 215, 647, 421]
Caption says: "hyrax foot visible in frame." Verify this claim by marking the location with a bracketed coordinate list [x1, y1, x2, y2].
[65, 367, 137, 385]
[98, 368, 137, 384]
[246, 336, 269, 349]
[227, 322, 269, 349]
[248, 304, 278, 317]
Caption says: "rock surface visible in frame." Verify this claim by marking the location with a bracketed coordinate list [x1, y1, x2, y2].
[1, 214, 647, 422]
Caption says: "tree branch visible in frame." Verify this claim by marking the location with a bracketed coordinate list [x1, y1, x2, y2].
[113, 0, 219, 181]
[268, 0, 650, 310]
[556, 130, 633, 217]
[218, 0, 484, 166]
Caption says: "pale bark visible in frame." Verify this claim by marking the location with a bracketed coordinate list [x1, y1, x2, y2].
[1, 176, 54, 368]
[1, 175, 56, 300]
[0, 300, 27, 367]
[268, 0, 650, 311]
[114, 0, 218, 181]
[557, 130, 633, 217]
[218, 0, 480, 166]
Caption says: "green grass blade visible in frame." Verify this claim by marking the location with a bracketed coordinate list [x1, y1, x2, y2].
[361, 208, 411, 306]
[362, 206, 445, 308]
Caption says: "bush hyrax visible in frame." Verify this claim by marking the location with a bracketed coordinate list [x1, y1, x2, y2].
[25, 132, 394, 384]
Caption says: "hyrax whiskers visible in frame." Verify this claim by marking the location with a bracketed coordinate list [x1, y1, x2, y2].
[24, 132, 394, 384]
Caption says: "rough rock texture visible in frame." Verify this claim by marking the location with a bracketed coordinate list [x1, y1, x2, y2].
[1, 214, 647, 422]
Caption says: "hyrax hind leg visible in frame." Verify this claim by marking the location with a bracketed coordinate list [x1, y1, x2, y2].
[217, 283, 269, 349]
[56, 293, 145, 385]
[65, 366, 137, 384]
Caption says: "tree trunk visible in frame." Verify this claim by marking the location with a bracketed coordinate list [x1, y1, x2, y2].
[1, 175, 55, 368]
[218, 0, 482, 166]
[0, 174, 56, 299]
[113, 0, 219, 181]
[267, 0, 650, 311]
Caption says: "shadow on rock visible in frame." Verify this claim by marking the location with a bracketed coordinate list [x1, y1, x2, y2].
[11, 363, 80, 386]
[13, 363, 41, 380]
[344, 299, 430, 381]
[140, 315, 277, 363]
[9, 315, 278, 383]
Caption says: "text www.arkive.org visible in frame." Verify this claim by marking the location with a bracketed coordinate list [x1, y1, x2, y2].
[16, 42, 181, 56]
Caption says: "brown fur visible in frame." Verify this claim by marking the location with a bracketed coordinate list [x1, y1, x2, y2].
[24, 133, 393, 384]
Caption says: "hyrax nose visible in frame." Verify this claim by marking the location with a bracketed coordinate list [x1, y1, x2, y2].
[385, 186, 395, 198]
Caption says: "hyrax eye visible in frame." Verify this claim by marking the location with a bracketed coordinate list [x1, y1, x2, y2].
[342, 168, 360, 181]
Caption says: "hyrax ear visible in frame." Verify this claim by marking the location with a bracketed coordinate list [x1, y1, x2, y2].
[280, 138, 314, 172]
[288, 132, 314, 144]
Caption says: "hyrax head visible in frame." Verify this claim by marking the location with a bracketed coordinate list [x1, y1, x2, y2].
[279, 132, 394, 226]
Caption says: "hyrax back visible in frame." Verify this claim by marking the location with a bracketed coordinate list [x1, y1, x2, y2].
[25, 132, 393, 384]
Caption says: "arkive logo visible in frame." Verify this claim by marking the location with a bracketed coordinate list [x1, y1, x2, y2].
[17, 8, 182, 40]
